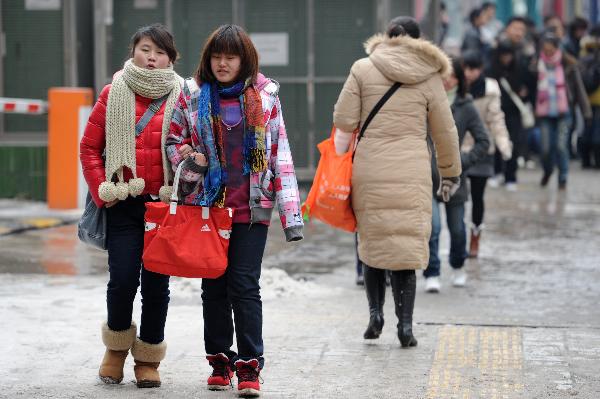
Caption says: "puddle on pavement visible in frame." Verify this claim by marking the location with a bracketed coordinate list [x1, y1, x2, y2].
[0, 225, 108, 275]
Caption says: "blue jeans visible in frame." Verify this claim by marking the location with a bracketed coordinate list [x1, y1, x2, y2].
[539, 116, 569, 183]
[202, 223, 268, 369]
[106, 196, 170, 344]
[424, 198, 467, 278]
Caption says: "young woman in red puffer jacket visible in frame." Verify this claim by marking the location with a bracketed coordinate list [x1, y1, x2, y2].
[79, 24, 182, 389]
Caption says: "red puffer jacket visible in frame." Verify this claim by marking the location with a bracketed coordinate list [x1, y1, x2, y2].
[80, 84, 167, 207]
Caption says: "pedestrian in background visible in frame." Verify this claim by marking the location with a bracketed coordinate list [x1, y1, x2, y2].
[488, 40, 529, 191]
[580, 25, 600, 169]
[424, 58, 489, 293]
[537, 32, 591, 189]
[333, 16, 462, 347]
[564, 17, 589, 62]
[79, 24, 182, 388]
[562, 17, 590, 159]
[166, 24, 303, 397]
[462, 7, 489, 57]
[480, 2, 503, 49]
[461, 50, 512, 259]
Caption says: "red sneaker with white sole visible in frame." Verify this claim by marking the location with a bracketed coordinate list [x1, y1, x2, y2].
[206, 353, 233, 391]
[234, 359, 262, 397]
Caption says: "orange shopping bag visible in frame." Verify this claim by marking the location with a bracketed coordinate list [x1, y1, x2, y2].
[301, 127, 356, 232]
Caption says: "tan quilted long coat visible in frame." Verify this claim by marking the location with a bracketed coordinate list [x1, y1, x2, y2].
[333, 34, 462, 270]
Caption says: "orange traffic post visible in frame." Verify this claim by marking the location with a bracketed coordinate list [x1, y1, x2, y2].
[47, 88, 93, 209]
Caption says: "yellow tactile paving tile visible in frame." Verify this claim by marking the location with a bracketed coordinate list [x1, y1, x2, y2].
[20, 218, 62, 229]
[427, 325, 524, 399]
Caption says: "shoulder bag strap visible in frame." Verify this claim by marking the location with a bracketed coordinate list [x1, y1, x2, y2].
[357, 82, 402, 142]
[135, 94, 169, 136]
[499, 77, 528, 114]
[352, 82, 402, 160]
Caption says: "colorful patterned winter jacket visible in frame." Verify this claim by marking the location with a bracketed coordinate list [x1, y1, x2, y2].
[166, 73, 303, 242]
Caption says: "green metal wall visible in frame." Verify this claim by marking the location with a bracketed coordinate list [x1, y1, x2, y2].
[0, 146, 47, 200]
[1, 0, 63, 133]
[110, 0, 379, 170]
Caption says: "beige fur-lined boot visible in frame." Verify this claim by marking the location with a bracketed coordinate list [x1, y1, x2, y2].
[131, 338, 167, 388]
[99, 322, 136, 384]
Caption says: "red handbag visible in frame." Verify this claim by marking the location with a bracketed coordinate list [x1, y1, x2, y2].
[142, 162, 234, 278]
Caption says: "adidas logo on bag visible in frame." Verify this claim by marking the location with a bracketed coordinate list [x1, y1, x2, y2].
[201, 224, 211, 232]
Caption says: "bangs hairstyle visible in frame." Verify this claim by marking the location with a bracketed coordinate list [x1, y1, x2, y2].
[129, 23, 179, 63]
[195, 25, 259, 84]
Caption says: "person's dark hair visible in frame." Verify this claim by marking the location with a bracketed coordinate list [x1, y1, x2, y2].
[129, 23, 178, 63]
[469, 8, 483, 25]
[543, 14, 562, 26]
[522, 16, 536, 29]
[568, 17, 589, 36]
[506, 16, 527, 27]
[496, 39, 516, 55]
[195, 24, 259, 84]
[489, 40, 516, 79]
[481, 2, 496, 11]
[540, 31, 560, 48]
[387, 16, 420, 39]
[452, 58, 468, 97]
[462, 50, 484, 69]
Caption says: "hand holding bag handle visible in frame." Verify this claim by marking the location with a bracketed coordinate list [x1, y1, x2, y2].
[167, 161, 230, 219]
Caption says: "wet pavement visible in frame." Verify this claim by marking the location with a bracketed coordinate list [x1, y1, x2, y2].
[0, 167, 599, 398]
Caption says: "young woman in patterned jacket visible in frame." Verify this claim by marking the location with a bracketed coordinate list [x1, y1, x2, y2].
[166, 24, 303, 397]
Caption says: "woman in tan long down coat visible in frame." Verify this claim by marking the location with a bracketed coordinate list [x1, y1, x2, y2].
[333, 17, 462, 347]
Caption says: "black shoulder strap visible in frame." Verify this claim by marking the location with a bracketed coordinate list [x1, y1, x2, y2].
[135, 94, 169, 136]
[357, 82, 402, 142]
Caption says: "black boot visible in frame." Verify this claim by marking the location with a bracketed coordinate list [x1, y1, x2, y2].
[391, 270, 418, 348]
[594, 145, 600, 169]
[362, 265, 386, 339]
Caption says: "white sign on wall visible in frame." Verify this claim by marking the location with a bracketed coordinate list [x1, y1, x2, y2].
[134, 0, 159, 9]
[25, 0, 61, 10]
[250, 33, 289, 67]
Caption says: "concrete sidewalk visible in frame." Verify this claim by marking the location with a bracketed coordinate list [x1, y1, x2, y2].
[0, 199, 81, 236]
[0, 168, 599, 398]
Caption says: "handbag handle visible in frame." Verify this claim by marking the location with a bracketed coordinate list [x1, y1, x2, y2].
[169, 161, 232, 219]
[169, 162, 185, 215]
[352, 82, 402, 160]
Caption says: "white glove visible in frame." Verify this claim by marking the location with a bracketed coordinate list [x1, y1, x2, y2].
[437, 177, 461, 202]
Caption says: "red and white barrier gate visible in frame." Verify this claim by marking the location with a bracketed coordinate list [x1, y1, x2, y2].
[0, 97, 48, 114]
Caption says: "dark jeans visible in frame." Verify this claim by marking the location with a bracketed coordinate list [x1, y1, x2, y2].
[540, 116, 569, 183]
[424, 198, 467, 278]
[202, 223, 268, 369]
[469, 176, 488, 227]
[504, 113, 524, 183]
[106, 196, 170, 344]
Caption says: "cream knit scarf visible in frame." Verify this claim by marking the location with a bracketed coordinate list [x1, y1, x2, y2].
[99, 59, 182, 203]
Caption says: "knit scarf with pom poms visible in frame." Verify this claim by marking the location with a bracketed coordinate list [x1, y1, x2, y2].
[99, 59, 182, 203]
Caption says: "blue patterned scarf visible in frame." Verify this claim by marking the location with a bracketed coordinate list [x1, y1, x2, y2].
[194, 79, 267, 206]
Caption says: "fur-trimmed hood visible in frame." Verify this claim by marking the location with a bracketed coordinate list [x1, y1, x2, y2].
[365, 34, 452, 84]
